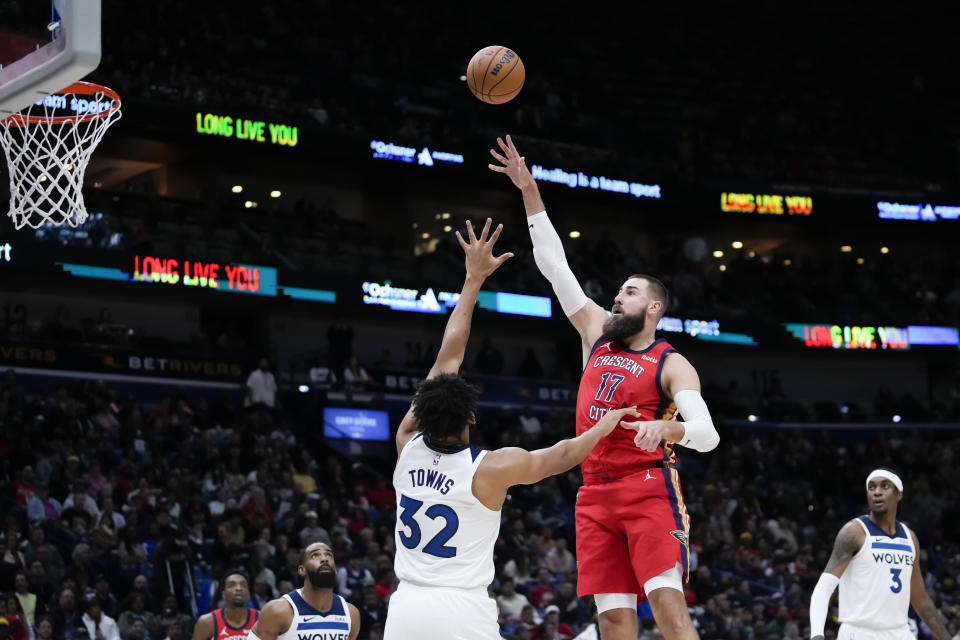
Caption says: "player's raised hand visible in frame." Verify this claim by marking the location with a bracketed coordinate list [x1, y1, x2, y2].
[488, 134, 534, 190]
[456, 218, 514, 280]
[620, 418, 668, 452]
[592, 406, 642, 438]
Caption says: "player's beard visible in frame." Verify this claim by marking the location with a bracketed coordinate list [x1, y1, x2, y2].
[602, 311, 647, 348]
[306, 567, 336, 589]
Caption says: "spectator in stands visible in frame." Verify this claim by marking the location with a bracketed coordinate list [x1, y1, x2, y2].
[90, 575, 118, 620]
[517, 348, 544, 379]
[48, 587, 82, 640]
[337, 553, 373, 603]
[342, 356, 374, 391]
[0, 598, 28, 640]
[475, 336, 504, 375]
[544, 538, 575, 575]
[308, 357, 338, 391]
[357, 586, 387, 640]
[298, 511, 331, 547]
[63, 482, 100, 521]
[519, 407, 542, 439]
[117, 594, 158, 640]
[123, 618, 147, 640]
[155, 595, 192, 638]
[529, 568, 557, 609]
[35, 615, 55, 640]
[26, 483, 62, 524]
[12, 573, 39, 627]
[244, 358, 278, 410]
[81, 596, 120, 640]
[497, 578, 530, 623]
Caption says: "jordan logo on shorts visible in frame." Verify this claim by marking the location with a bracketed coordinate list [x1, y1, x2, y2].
[643, 470, 655, 481]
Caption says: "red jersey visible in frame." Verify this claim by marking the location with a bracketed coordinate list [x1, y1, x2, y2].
[576, 337, 678, 479]
[212, 607, 258, 640]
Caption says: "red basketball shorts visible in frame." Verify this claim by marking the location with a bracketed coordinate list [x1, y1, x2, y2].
[574, 466, 690, 601]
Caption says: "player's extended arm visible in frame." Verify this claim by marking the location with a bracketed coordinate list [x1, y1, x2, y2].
[346, 603, 361, 640]
[247, 599, 292, 640]
[190, 614, 213, 640]
[394, 218, 514, 455]
[477, 407, 640, 500]
[809, 520, 864, 640]
[908, 530, 952, 640]
[488, 135, 608, 346]
[620, 353, 719, 452]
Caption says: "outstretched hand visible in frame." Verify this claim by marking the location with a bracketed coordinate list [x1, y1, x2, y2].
[488, 134, 534, 190]
[456, 218, 514, 281]
[593, 406, 642, 438]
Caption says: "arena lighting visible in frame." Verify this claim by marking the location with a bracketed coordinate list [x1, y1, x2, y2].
[443, 225, 452, 232]
[783, 259, 792, 266]
[840, 245, 852, 252]
[298, 385, 309, 393]
[712, 250, 724, 258]
[421, 232, 430, 239]
[892, 415, 902, 423]
[840, 405, 850, 414]
[731, 241, 743, 249]
[529, 164, 661, 199]
[569, 230, 581, 238]
[856, 257, 865, 265]
[270, 190, 281, 198]
[718, 265, 726, 272]
[231, 185, 242, 193]
[747, 414, 758, 422]
[441, 212, 451, 219]
[881, 246, 889, 254]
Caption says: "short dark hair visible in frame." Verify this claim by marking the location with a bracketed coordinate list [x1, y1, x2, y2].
[220, 570, 250, 593]
[628, 274, 670, 318]
[411, 374, 479, 441]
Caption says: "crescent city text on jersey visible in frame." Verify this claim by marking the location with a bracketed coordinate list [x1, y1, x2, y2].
[586, 352, 652, 421]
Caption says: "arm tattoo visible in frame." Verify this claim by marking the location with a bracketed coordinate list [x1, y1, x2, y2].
[824, 523, 862, 574]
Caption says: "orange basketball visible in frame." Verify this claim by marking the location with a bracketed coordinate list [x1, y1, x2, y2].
[466, 46, 525, 105]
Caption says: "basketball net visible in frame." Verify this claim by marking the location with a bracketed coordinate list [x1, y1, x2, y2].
[0, 81, 121, 229]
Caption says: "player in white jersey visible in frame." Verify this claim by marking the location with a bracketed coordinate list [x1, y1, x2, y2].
[249, 542, 360, 640]
[810, 469, 951, 640]
[384, 219, 639, 640]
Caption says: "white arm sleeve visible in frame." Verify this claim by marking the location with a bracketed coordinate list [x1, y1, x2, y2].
[809, 572, 840, 637]
[673, 389, 719, 452]
[527, 211, 589, 317]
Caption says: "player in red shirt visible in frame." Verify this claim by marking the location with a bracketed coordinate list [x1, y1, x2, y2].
[192, 572, 258, 640]
[491, 135, 719, 640]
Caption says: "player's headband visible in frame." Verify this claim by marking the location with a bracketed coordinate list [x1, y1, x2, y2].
[866, 469, 903, 493]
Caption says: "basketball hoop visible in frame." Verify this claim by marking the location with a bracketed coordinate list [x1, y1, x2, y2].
[0, 81, 121, 229]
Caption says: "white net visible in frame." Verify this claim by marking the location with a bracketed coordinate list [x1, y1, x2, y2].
[0, 84, 121, 229]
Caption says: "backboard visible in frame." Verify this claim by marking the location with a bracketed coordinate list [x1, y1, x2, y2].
[0, 0, 101, 118]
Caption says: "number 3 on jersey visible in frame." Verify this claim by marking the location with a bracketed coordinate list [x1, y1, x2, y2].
[594, 372, 625, 402]
[889, 568, 902, 593]
[398, 494, 459, 558]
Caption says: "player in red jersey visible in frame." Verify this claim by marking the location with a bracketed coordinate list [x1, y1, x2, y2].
[192, 572, 258, 640]
[490, 135, 719, 640]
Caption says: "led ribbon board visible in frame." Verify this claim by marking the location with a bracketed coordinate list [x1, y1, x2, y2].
[784, 323, 909, 350]
[876, 201, 960, 221]
[59, 257, 335, 303]
[657, 316, 757, 345]
[195, 112, 298, 147]
[530, 165, 661, 199]
[369, 139, 464, 166]
[362, 281, 551, 317]
[721, 192, 812, 215]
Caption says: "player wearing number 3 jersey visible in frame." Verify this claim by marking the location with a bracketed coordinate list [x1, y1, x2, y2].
[809, 469, 951, 640]
[384, 218, 640, 640]
[491, 134, 720, 640]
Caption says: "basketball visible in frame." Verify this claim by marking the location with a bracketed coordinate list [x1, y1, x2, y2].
[466, 46, 525, 104]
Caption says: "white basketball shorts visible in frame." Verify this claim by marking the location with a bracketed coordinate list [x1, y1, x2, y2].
[838, 622, 914, 640]
[384, 581, 500, 640]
